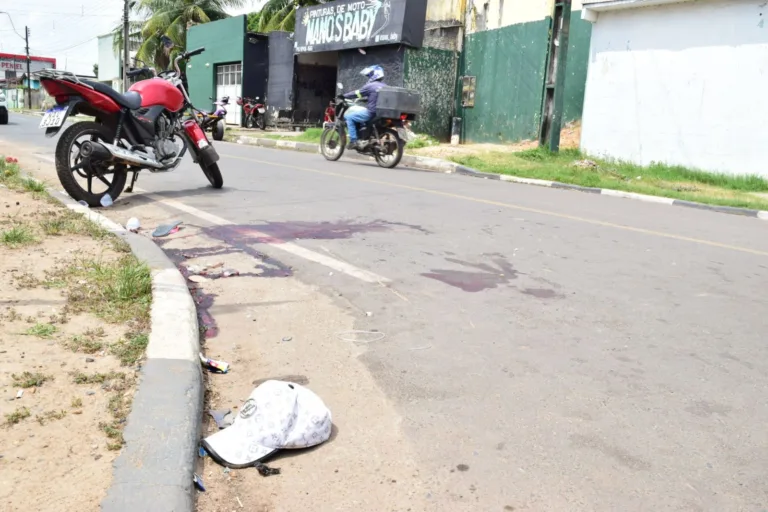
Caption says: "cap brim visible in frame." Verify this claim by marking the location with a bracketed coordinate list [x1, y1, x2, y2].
[202, 426, 278, 469]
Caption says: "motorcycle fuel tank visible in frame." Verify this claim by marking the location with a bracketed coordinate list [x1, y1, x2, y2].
[129, 78, 185, 113]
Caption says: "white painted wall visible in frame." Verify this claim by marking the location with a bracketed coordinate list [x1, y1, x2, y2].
[98, 34, 120, 82]
[581, 0, 768, 176]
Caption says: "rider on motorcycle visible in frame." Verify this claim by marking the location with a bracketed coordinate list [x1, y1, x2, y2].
[341, 65, 387, 149]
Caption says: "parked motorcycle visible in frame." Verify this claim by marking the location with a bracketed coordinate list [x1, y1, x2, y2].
[196, 96, 229, 141]
[319, 83, 420, 169]
[37, 47, 222, 207]
[237, 96, 266, 130]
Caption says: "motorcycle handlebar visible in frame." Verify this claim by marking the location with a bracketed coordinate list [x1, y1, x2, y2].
[183, 47, 205, 59]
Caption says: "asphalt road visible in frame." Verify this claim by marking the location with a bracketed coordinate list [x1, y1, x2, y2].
[3, 112, 768, 511]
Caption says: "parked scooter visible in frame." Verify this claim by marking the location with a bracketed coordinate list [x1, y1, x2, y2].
[196, 96, 229, 141]
[319, 82, 420, 169]
[237, 96, 266, 130]
[36, 47, 222, 207]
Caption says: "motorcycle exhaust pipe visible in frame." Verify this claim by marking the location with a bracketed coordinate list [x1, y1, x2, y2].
[80, 141, 113, 162]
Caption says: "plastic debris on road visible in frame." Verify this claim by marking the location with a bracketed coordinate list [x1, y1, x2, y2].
[208, 409, 234, 429]
[193, 473, 206, 492]
[126, 217, 140, 232]
[199, 353, 230, 374]
[77, 200, 89, 208]
[100, 193, 113, 207]
[152, 220, 183, 237]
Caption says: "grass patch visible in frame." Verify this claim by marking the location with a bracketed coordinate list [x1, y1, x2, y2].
[36, 409, 67, 425]
[1, 225, 38, 247]
[71, 396, 83, 408]
[449, 147, 768, 210]
[12, 371, 52, 388]
[71, 371, 126, 385]
[264, 127, 323, 143]
[39, 210, 110, 240]
[4, 407, 31, 426]
[406, 133, 440, 150]
[110, 332, 149, 366]
[100, 421, 125, 450]
[24, 322, 57, 339]
[21, 177, 47, 195]
[62, 255, 152, 329]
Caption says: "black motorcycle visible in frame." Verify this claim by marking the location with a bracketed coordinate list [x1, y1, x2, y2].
[319, 84, 419, 169]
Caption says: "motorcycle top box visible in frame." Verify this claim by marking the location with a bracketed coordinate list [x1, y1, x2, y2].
[375, 87, 421, 121]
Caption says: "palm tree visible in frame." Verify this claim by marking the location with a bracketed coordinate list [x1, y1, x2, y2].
[113, 0, 246, 71]
[247, 0, 324, 33]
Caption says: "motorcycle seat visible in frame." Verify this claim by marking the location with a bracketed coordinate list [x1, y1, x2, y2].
[81, 80, 142, 110]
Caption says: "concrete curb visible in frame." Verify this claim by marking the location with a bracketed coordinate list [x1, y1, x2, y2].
[43, 188, 202, 512]
[234, 135, 768, 221]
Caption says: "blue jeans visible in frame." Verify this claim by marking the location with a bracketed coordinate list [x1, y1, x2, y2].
[345, 106, 373, 142]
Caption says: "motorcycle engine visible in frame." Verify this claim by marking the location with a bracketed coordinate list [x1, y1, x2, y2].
[153, 114, 179, 163]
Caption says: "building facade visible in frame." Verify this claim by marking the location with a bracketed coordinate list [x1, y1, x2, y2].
[580, 0, 768, 176]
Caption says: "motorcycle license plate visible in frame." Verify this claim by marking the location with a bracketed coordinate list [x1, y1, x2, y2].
[396, 127, 408, 140]
[39, 107, 67, 129]
[257, 108, 265, 114]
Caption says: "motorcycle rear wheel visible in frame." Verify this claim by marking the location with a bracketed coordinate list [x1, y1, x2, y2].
[213, 120, 225, 141]
[374, 128, 404, 169]
[55, 121, 127, 207]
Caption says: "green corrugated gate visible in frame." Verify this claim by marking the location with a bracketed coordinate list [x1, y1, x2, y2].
[459, 12, 591, 144]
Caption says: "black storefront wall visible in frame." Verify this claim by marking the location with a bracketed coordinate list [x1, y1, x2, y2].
[293, 0, 427, 54]
[267, 31, 295, 110]
[242, 32, 268, 106]
[337, 45, 405, 93]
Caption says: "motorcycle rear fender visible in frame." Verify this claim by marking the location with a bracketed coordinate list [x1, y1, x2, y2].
[182, 119, 220, 166]
[44, 97, 85, 138]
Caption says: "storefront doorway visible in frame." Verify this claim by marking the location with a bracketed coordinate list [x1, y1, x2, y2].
[294, 52, 338, 126]
[215, 63, 242, 125]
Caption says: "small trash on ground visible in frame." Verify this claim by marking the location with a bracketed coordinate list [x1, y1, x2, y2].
[100, 194, 113, 207]
[222, 269, 239, 278]
[188, 275, 209, 284]
[236, 497, 244, 508]
[365, 311, 373, 317]
[199, 353, 230, 374]
[336, 330, 387, 344]
[282, 336, 292, 342]
[201, 380, 332, 471]
[85, 357, 95, 363]
[208, 409, 234, 429]
[15, 390, 23, 399]
[126, 217, 140, 232]
[254, 462, 281, 477]
[573, 159, 598, 169]
[152, 220, 183, 238]
[77, 200, 89, 208]
[85, 391, 96, 396]
[223, 467, 231, 474]
[199, 446, 207, 458]
[193, 473, 206, 492]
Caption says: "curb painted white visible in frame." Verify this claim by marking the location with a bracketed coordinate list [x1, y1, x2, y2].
[146, 268, 198, 362]
[500, 175, 555, 187]
[600, 188, 676, 205]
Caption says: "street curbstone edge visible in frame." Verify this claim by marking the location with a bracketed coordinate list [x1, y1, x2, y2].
[234, 135, 768, 221]
[44, 188, 202, 512]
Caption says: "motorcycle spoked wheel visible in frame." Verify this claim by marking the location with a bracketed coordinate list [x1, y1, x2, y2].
[320, 126, 346, 161]
[373, 128, 404, 169]
[55, 122, 128, 207]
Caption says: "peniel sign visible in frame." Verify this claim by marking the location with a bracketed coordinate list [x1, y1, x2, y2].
[293, 0, 427, 54]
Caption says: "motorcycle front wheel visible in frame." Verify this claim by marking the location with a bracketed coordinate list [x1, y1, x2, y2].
[55, 121, 127, 207]
[320, 126, 346, 161]
[374, 128, 404, 169]
[200, 161, 223, 189]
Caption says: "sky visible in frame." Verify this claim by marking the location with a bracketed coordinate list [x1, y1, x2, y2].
[0, 0, 264, 75]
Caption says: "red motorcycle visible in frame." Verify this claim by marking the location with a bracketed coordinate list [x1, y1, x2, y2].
[237, 96, 266, 130]
[37, 47, 222, 207]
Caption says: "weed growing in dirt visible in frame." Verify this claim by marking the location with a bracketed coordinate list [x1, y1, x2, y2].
[4, 407, 31, 426]
[21, 177, 47, 195]
[12, 371, 52, 388]
[36, 409, 67, 425]
[66, 328, 107, 354]
[71, 371, 126, 385]
[71, 397, 83, 408]
[100, 422, 125, 450]
[1, 307, 21, 322]
[1, 225, 38, 247]
[24, 322, 57, 339]
[110, 332, 149, 366]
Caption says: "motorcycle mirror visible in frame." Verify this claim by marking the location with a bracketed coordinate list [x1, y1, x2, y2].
[337, 82, 343, 89]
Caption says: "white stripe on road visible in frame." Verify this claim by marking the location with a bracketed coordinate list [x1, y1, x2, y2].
[32, 152, 391, 284]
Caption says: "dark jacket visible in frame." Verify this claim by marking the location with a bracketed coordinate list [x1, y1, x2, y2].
[344, 80, 386, 115]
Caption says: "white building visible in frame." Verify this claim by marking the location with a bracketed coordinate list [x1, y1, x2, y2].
[97, 34, 137, 91]
[580, 0, 768, 177]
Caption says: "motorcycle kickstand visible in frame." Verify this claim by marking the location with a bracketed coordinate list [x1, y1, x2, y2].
[125, 171, 139, 193]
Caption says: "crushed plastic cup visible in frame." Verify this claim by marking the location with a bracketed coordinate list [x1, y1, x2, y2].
[100, 193, 113, 207]
[77, 200, 89, 208]
[126, 217, 140, 232]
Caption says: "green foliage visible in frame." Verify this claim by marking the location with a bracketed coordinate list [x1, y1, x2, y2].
[247, 0, 323, 33]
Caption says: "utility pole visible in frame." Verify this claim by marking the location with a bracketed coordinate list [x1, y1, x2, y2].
[25, 26, 31, 110]
[122, 0, 129, 92]
[539, 0, 572, 152]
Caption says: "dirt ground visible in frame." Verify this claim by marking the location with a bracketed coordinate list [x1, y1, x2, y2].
[0, 169, 140, 511]
[409, 121, 582, 159]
